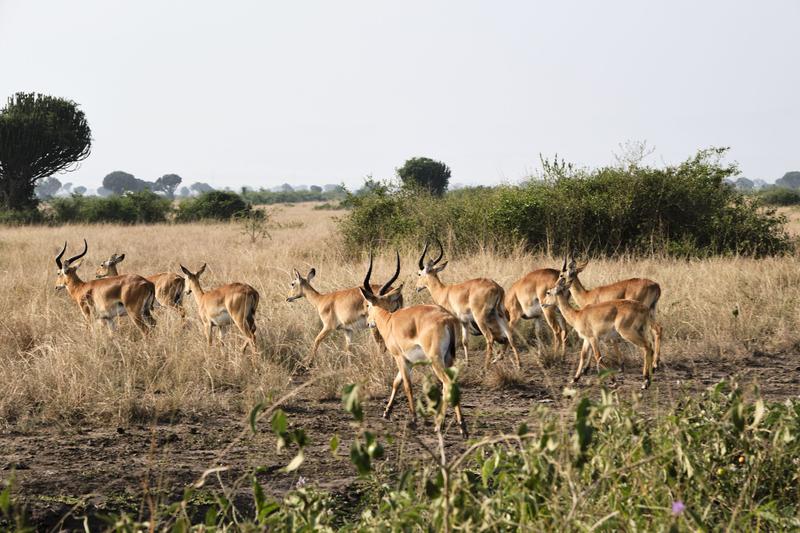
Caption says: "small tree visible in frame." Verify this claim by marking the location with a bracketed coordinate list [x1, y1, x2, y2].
[309, 185, 323, 193]
[73, 186, 87, 195]
[397, 157, 451, 196]
[154, 173, 182, 199]
[190, 182, 214, 194]
[102, 171, 150, 195]
[237, 210, 272, 243]
[34, 176, 62, 199]
[776, 171, 800, 189]
[0, 92, 92, 210]
[734, 177, 754, 191]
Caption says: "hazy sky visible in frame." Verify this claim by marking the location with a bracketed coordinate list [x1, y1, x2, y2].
[1, 1, 798, 190]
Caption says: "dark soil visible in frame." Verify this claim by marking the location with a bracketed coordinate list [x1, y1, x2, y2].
[2, 349, 799, 531]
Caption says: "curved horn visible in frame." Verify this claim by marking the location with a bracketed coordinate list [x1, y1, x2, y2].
[418, 241, 430, 270]
[66, 239, 88, 265]
[561, 255, 567, 272]
[362, 252, 374, 294]
[55, 242, 67, 269]
[431, 237, 444, 266]
[379, 250, 401, 295]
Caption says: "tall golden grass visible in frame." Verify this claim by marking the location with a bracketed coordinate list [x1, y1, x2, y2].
[1, 202, 799, 428]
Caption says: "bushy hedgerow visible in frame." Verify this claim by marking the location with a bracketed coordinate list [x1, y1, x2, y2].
[48, 190, 172, 224]
[339, 148, 791, 257]
[174, 191, 251, 222]
[757, 187, 800, 206]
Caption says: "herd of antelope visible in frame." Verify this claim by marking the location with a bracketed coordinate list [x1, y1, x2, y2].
[53, 238, 662, 439]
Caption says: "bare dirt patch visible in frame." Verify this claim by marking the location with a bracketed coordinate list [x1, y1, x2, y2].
[3, 349, 798, 530]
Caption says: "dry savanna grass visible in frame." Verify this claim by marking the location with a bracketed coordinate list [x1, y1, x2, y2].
[1, 202, 799, 428]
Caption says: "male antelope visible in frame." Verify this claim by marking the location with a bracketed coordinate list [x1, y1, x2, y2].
[359, 268, 467, 438]
[54, 240, 156, 334]
[286, 252, 403, 362]
[416, 239, 520, 369]
[505, 267, 568, 355]
[180, 264, 259, 353]
[562, 256, 663, 369]
[544, 270, 660, 389]
[96, 253, 186, 318]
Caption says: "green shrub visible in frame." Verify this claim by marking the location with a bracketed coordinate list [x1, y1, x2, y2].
[0, 208, 44, 225]
[757, 187, 800, 206]
[48, 191, 171, 224]
[339, 148, 791, 257]
[175, 191, 250, 222]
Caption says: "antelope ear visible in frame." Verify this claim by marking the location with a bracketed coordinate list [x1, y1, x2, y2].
[180, 265, 192, 277]
[359, 287, 376, 304]
[576, 260, 588, 273]
[197, 263, 207, 276]
[387, 284, 404, 304]
[307, 268, 316, 282]
[292, 268, 301, 279]
[71, 259, 83, 270]
[116, 254, 125, 263]
[433, 260, 448, 273]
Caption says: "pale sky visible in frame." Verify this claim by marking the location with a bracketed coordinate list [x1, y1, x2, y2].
[1, 1, 798, 190]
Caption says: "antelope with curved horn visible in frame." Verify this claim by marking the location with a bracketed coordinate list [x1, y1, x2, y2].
[561, 255, 663, 370]
[359, 267, 467, 438]
[179, 264, 259, 353]
[505, 267, 568, 355]
[543, 274, 660, 389]
[54, 240, 156, 334]
[96, 253, 186, 318]
[286, 252, 403, 363]
[415, 239, 520, 369]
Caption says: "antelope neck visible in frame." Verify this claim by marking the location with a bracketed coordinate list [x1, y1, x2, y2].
[568, 275, 589, 306]
[554, 290, 579, 327]
[424, 273, 448, 304]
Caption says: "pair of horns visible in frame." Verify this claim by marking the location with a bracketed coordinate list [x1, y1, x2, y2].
[418, 238, 444, 270]
[362, 250, 401, 296]
[55, 239, 88, 269]
[561, 252, 579, 272]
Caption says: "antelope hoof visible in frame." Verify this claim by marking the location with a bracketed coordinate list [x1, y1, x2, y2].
[572, 376, 581, 384]
[382, 410, 392, 420]
[459, 422, 469, 439]
[641, 378, 651, 390]
[407, 419, 418, 430]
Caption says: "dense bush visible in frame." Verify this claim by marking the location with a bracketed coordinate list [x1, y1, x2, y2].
[340, 148, 792, 257]
[757, 187, 800, 206]
[175, 190, 251, 221]
[48, 190, 172, 224]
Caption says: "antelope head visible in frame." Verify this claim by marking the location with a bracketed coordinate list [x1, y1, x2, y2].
[179, 263, 207, 295]
[560, 253, 588, 285]
[415, 238, 448, 293]
[359, 251, 404, 327]
[286, 267, 316, 302]
[543, 270, 571, 308]
[54, 239, 88, 291]
[96, 253, 125, 278]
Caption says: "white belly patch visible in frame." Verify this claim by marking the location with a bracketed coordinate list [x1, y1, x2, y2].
[523, 301, 543, 319]
[211, 309, 232, 326]
[404, 345, 428, 364]
[97, 302, 127, 319]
